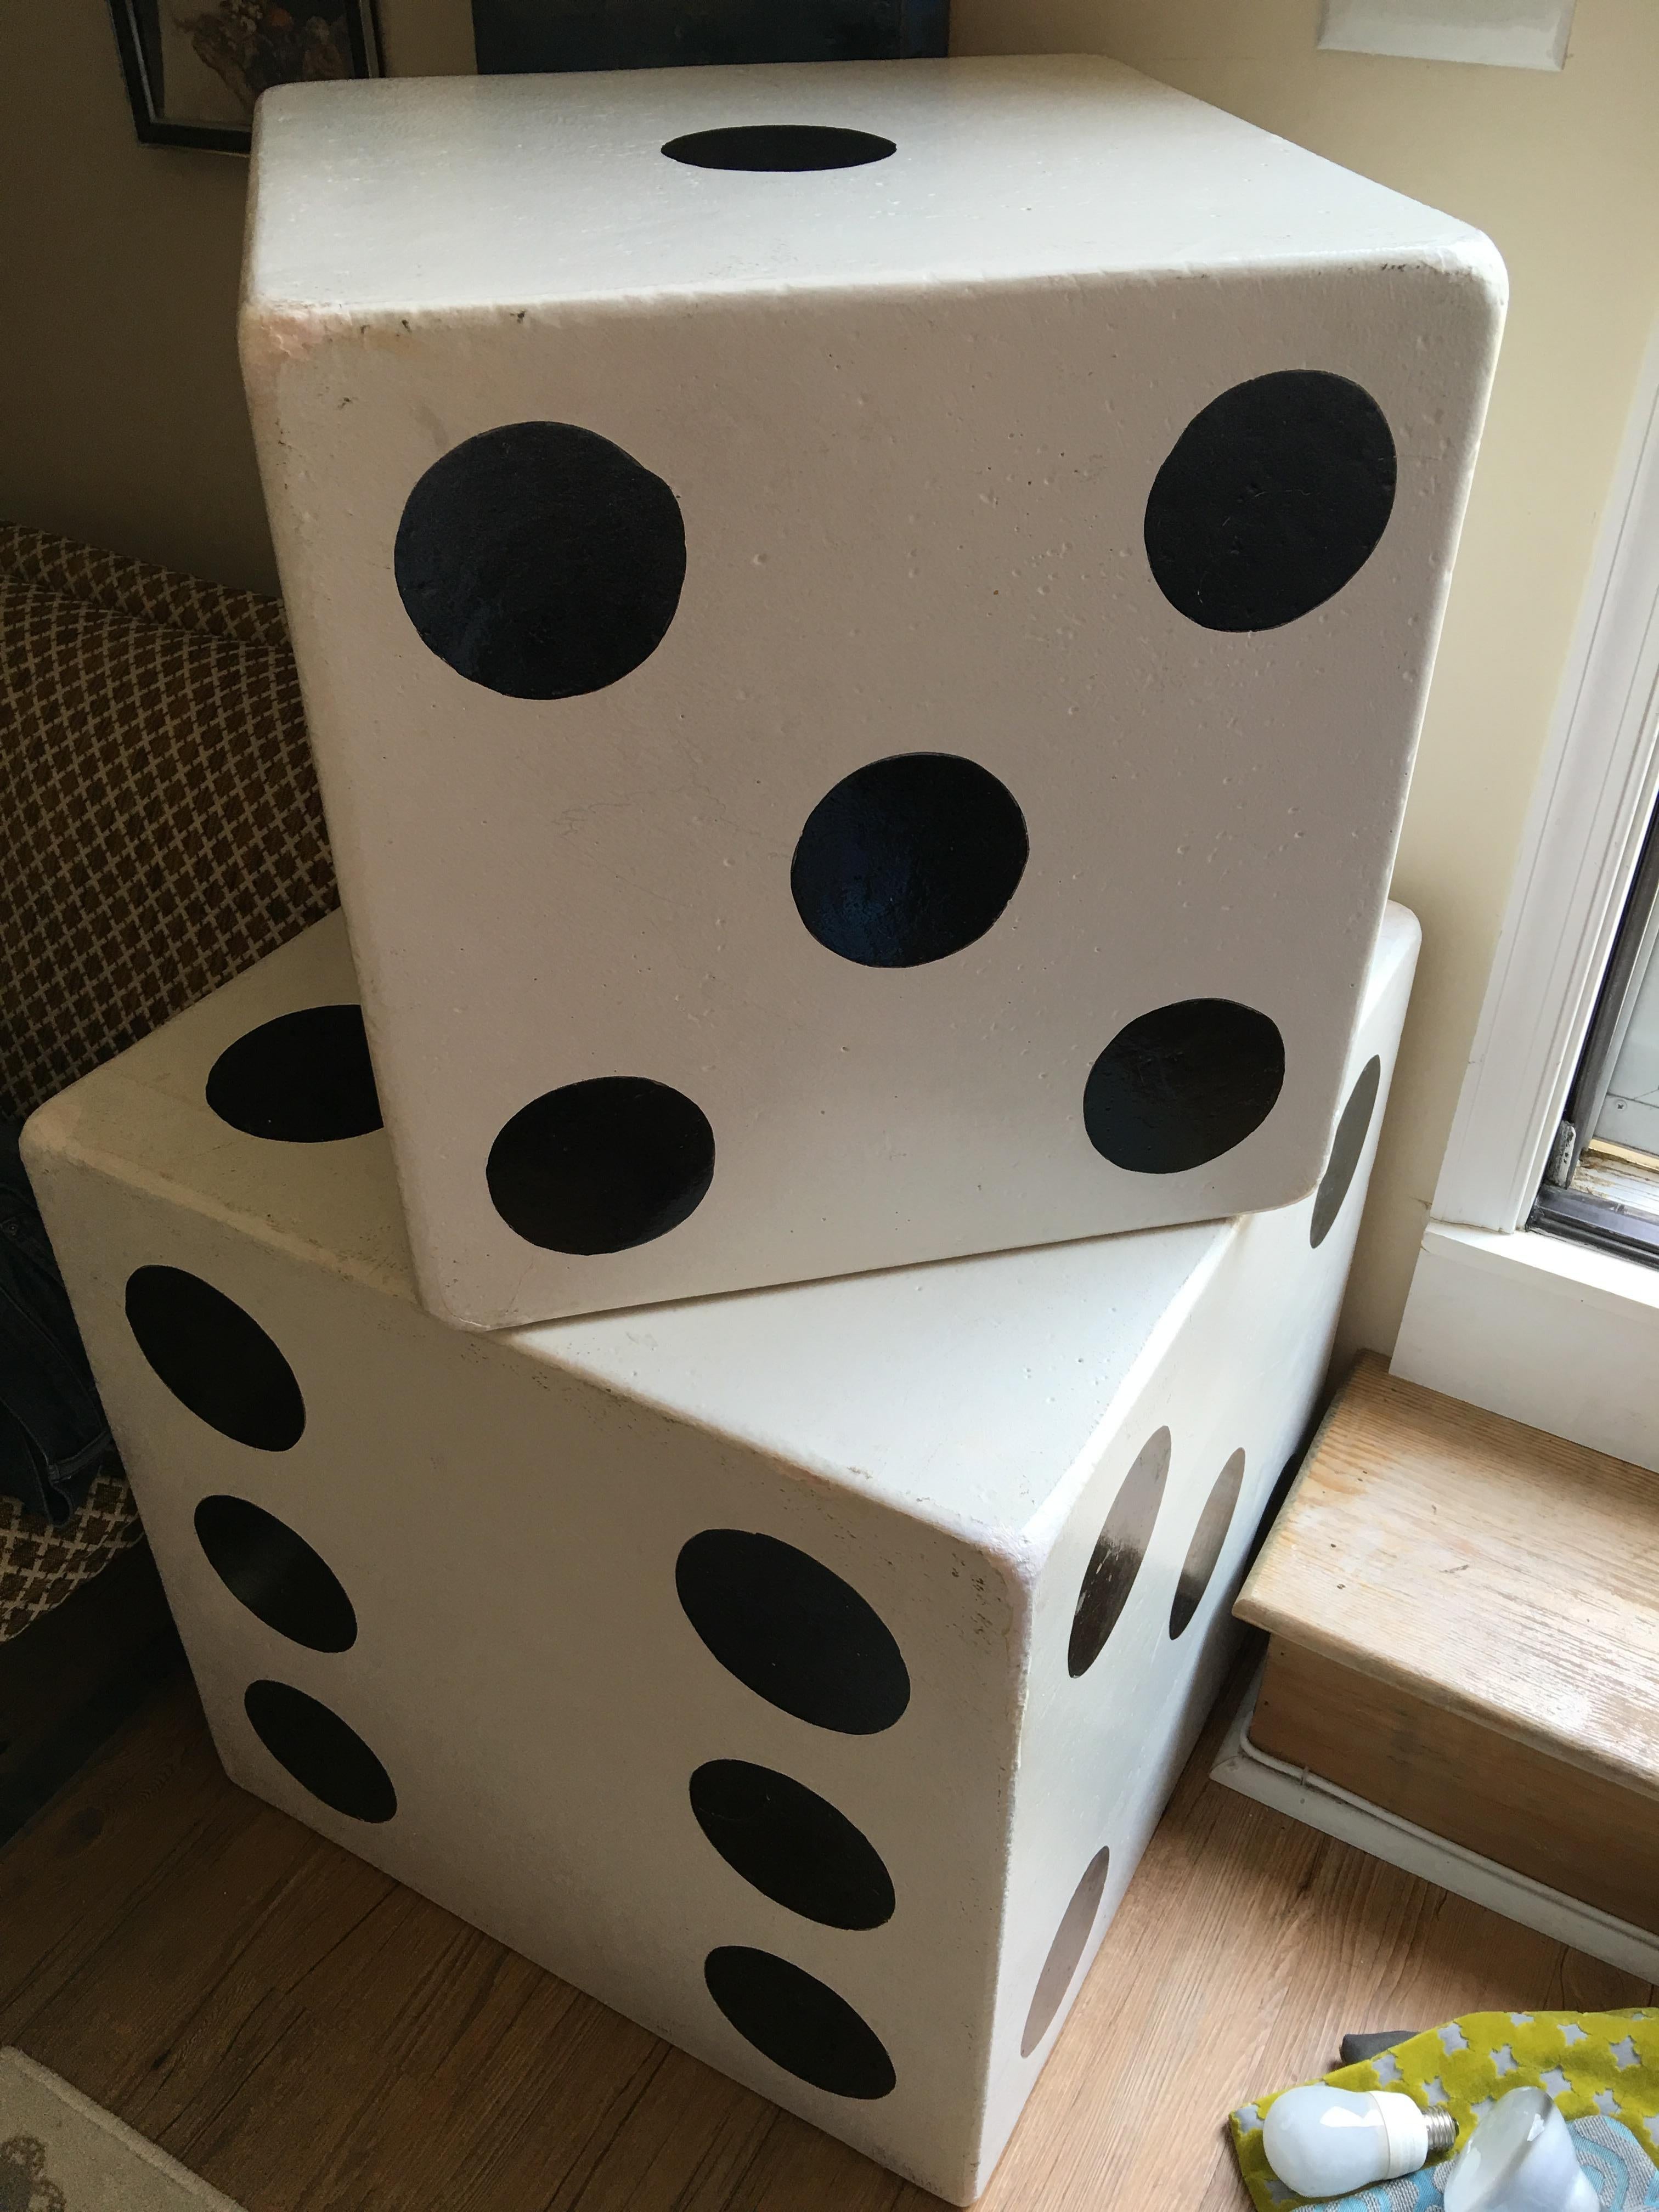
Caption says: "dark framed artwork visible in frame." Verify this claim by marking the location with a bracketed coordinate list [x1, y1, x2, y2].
[467, 0, 948, 69]
[107, 0, 381, 153]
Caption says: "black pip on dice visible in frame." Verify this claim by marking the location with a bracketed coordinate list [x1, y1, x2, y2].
[26, 907, 1418, 2199]
[240, 55, 1501, 1328]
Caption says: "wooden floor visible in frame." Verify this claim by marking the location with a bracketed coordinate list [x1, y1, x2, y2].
[0, 1543, 179, 1846]
[1, 1650, 1651, 2212]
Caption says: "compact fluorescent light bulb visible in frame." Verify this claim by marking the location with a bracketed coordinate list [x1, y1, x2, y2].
[1441, 2086, 1599, 2212]
[1263, 2085, 1457, 2197]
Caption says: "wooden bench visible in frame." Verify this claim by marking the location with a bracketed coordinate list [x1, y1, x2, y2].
[1234, 1353, 1659, 1937]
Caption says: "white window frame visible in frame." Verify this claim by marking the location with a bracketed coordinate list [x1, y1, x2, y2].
[1391, 320, 1659, 1468]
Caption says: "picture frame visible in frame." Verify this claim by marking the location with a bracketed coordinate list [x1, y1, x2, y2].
[466, 0, 948, 70]
[106, 0, 382, 154]
[373, 0, 947, 78]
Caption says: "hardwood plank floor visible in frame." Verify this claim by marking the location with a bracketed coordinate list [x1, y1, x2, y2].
[1, 1649, 1650, 2211]
[0, 1542, 180, 1844]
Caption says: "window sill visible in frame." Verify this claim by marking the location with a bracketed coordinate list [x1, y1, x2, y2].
[1391, 1220, 1659, 1471]
[1529, 1177, 1659, 1265]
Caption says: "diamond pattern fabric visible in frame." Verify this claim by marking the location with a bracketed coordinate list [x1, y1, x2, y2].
[0, 523, 336, 1638]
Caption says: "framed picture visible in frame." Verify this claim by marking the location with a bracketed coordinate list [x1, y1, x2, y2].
[107, 0, 381, 153]
[466, 0, 947, 69]
[373, 0, 946, 77]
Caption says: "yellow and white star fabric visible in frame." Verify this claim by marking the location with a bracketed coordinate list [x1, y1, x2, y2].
[1232, 2010, 1659, 2210]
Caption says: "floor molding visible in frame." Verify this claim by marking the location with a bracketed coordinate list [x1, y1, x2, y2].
[1211, 1663, 1659, 1984]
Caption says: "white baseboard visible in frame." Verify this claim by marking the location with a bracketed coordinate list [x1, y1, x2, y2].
[1210, 1664, 1659, 1983]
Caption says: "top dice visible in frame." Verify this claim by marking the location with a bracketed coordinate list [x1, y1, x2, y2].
[242, 55, 1502, 1328]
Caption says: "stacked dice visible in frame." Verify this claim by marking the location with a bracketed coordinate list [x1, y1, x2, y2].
[24, 55, 1501, 2203]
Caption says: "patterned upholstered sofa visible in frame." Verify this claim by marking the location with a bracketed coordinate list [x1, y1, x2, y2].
[0, 521, 335, 1644]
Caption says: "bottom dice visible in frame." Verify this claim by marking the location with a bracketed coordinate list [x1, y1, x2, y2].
[24, 906, 1416, 2202]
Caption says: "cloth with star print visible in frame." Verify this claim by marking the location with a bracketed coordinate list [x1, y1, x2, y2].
[1231, 2010, 1659, 2210]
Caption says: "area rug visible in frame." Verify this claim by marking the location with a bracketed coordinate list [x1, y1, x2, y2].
[0, 2048, 244, 2210]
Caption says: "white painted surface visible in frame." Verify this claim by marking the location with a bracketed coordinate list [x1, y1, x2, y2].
[1427, 319, 1659, 1240]
[986, 912, 1417, 2169]
[1212, 1668, 1659, 1984]
[1318, 0, 1576, 71]
[24, 908, 1415, 2202]
[242, 57, 1498, 1327]
[1392, 1220, 1659, 1470]
[245, 60, 1499, 310]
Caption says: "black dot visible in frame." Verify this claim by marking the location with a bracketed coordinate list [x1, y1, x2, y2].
[393, 421, 685, 699]
[1084, 999, 1285, 1175]
[791, 753, 1028, 968]
[195, 1496, 357, 1653]
[1020, 1846, 1111, 2057]
[676, 1531, 909, 1734]
[205, 1005, 382, 1144]
[243, 1680, 396, 1823]
[1144, 369, 1396, 631]
[486, 1076, 714, 1254]
[663, 125, 896, 172]
[690, 1760, 894, 1929]
[1068, 1428, 1170, 1677]
[125, 1267, 304, 1452]
[704, 1946, 895, 2099]
[1310, 1056, 1382, 1249]
[1169, 1448, 1245, 1640]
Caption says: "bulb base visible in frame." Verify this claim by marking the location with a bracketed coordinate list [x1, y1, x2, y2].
[1425, 2109, 1458, 2157]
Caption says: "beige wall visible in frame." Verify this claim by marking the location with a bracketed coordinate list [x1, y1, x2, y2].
[953, 0, 1659, 1361]
[0, 0, 276, 592]
[5, 0, 1659, 1355]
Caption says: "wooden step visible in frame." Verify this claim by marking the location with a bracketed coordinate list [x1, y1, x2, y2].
[1235, 1353, 1659, 1932]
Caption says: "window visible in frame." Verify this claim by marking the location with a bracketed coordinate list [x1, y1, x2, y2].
[1532, 793, 1659, 1262]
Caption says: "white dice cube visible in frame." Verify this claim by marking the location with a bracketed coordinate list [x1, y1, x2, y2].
[25, 905, 1415, 2200]
[240, 56, 1496, 1326]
